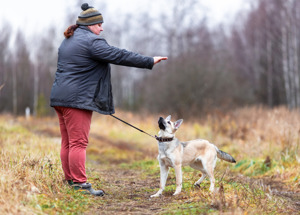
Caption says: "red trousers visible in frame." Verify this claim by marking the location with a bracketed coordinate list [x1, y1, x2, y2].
[54, 106, 93, 183]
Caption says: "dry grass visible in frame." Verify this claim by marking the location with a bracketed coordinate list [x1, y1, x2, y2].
[0, 106, 299, 214]
[0, 115, 62, 214]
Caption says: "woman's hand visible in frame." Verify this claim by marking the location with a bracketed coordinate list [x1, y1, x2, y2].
[153, 56, 168, 65]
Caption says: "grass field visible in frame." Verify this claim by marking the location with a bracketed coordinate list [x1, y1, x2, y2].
[0, 106, 299, 214]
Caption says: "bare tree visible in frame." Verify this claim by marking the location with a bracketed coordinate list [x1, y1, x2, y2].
[13, 31, 33, 115]
[32, 27, 57, 116]
[0, 23, 12, 112]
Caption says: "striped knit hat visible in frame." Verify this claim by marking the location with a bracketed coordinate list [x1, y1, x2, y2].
[76, 3, 103, 26]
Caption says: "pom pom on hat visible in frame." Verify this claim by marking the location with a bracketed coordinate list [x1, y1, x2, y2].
[81, 3, 92, 11]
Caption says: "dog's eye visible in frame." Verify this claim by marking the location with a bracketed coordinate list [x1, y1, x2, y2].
[168, 121, 171, 124]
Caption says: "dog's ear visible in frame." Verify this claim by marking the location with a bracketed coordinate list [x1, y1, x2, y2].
[166, 115, 171, 121]
[174, 119, 183, 130]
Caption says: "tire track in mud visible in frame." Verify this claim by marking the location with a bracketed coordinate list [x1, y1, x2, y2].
[88, 166, 178, 215]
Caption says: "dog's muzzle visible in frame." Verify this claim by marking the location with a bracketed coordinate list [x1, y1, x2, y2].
[158, 117, 166, 130]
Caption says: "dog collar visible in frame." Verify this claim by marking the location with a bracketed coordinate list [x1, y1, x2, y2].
[155, 135, 174, 142]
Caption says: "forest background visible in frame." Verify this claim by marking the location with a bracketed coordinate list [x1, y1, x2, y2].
[1, 0, 300, 117]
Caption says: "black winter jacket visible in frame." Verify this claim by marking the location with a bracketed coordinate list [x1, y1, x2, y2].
[50, 26, 154, 115]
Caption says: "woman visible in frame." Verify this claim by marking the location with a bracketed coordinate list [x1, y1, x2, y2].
[50, 3, 167, 196]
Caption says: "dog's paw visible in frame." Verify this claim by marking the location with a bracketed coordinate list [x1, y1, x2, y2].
[194, 183, 200, 188]
[150, 194, 160, 198]
[151, 189, 163, 198]
[173, 191, 181, 196]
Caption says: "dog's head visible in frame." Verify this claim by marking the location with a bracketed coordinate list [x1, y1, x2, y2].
[158, 115, 183, 138]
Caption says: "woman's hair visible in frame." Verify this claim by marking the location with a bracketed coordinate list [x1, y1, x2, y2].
[64, 25, 79, 39]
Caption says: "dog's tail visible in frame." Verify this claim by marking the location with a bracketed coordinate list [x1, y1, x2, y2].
[214, 146, 236, 163]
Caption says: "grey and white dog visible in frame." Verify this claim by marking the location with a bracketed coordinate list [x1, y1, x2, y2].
[151, 115, 236, 197]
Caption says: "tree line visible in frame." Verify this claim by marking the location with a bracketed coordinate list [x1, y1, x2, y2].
[0, 0, 299, 117]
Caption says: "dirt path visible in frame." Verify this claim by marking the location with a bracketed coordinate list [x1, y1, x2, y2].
[87, 166, 179, 215]
[85, 133, 300, 214]
[85, 164, 300, 215]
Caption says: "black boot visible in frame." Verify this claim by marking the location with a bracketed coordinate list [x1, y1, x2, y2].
[67, 180, 74, 186]
[72, 182, 105, 196]
[63, 179, 74, 186]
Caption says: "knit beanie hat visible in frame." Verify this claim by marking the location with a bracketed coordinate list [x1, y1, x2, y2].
[76, 3, 103, 26]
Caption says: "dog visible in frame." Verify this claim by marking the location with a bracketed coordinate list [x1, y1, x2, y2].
[150, 115, 236, 197]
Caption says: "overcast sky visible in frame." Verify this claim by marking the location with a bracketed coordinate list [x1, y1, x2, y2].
[0, 0, 251, 39]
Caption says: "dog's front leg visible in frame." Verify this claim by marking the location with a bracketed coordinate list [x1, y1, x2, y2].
[173, 164, 182, 195]
[151, 162, 169, 198]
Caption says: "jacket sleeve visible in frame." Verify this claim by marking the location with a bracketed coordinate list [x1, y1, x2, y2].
[90, 38, 154, 69]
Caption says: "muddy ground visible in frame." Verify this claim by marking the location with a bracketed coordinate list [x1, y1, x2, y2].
[84, 133, 300, 215]
[86, 163, 300, 214]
